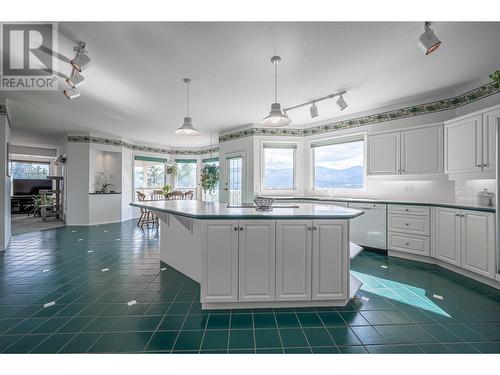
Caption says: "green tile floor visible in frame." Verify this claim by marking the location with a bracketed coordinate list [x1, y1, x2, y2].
[1, 220, 499, 353]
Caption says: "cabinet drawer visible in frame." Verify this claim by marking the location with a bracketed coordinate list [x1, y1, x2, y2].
[388, 204, 430, 216]
[388, 232, 430, 256]
[388, 214, 430, 235]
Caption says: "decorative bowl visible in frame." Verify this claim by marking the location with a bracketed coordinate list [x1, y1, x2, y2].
[253, 197, 274, 211]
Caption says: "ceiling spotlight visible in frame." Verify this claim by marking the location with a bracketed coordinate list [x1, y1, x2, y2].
[63, 88, 81, 100]
[70, 41, 91, 72]
[336, 95, 348, 111]
[66, 71, 85, 88]
[418, 22, 441, 55]
[262, 55, 292, 127]
[310, 103, 319, 118]
[175, 78, 200, 135]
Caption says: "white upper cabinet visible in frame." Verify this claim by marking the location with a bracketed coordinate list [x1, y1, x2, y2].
[444, 114, 482, 174]
[311, 220, 348, 300]
[276, 220, 312, 301]
[368, 125, 443, 176]
[368, 132, 400, 175]
[482, 107, 500, 173]
[238, 220, 276, 302]
[401, 126, 443, 174]
[461, 210, 495, 279]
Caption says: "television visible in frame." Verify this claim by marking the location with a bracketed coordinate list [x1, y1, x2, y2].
[12, 179, 52, 196]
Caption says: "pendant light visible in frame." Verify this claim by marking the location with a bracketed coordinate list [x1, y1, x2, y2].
[262, 56, 291, 127]
[175, 78, 200, 135]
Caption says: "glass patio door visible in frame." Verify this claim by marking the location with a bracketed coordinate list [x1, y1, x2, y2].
[226, 155, 244, 206]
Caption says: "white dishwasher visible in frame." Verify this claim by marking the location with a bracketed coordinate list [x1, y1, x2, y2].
[348, 202, 387, 250]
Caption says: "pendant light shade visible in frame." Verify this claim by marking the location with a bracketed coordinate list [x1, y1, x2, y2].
[175, 78, 200, 135]
[262, 56, 291, 127]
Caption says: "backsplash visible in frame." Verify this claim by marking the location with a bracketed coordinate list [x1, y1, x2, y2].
[455, 179, 496, 206]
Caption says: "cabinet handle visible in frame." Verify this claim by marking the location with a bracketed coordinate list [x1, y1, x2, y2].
[234, 227, 238, 231]
[477, 164, 483, 168]
[405, 242, 410, 246]
[239, 227, 244, 231]
[405, 223, 410, 226]
[313, 226, 318, 230]
[455, 214, 460, 217]
[405, 208, 409, 211]
[308, 226, 313, 230]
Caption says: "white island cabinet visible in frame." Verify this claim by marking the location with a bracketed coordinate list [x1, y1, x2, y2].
[131, 200, 363, 310]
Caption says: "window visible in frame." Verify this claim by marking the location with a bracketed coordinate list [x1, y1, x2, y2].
[201, 157, 219, 202]
[262, 143, 296, 190]
[228, 156, 242, 206]
[11, 161, 50, 179]
[312, 138, 364, 190]
[133, 156, 168, 200]
[175, 159, 197, 189]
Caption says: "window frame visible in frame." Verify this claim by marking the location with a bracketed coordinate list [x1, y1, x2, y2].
[260, 141, 298, 192]
[174, 158, 198, 190]
[10, 159, 51, 180]
[132, 155, 169, 201]
[309, 133, 366, 193]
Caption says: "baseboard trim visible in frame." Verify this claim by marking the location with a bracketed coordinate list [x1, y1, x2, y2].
[202, 299, 349, 310]
[388, 249, 500, 290]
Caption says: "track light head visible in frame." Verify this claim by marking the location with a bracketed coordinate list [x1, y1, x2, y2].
[418, 22, 441, 55]
[66, 72, 85, 88]
[71, 53, 91, 72]
[310, 103, 319, 118]
[63, 88, 81, 99]
[336, 95, 348, 111]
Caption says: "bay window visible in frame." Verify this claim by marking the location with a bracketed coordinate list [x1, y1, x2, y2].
[311, 137, 364, 190]
[262, 143, 296, 190]
[175, 159, 197, 195]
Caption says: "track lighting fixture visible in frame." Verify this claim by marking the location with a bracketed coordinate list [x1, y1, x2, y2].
[418, 22, 441, 55]
[310, 102, 319, 118]
[70, 41, 91, 72]
[63, 88, 81, 99]
[336, 94, 348, 111]
[66, 71, 85, 88]
[262, 56, 292, 127]
[175, 78, 200, 135]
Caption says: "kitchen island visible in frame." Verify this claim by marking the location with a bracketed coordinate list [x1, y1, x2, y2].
[130, 200, 364, 310]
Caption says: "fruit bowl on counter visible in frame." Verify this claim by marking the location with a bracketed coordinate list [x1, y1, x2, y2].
[253, 197, 275, 211]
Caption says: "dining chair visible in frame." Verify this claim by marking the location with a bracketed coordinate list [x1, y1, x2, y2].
[136, 191, 158, 228]
[183, 191, 194, 200]
[166, 191, 185, 200]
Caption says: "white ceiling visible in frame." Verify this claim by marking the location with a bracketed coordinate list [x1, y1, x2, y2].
[3, 22, 500, 148]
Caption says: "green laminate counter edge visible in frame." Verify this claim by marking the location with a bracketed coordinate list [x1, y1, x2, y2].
[130, 201, 365, 220]
[258, 196, 496, 213]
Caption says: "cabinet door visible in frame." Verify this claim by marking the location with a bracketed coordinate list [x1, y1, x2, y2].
[434, 207, 461, 266]
[482, 108, 500, 173]
[461, 210, 495, 279]
[276, 220, 312, 301]
[367, 132, 400, 175]
[444, 115, 482, 174]
[401, 125, 443, 174]
[238, 220, 276, 302]
[312, 220, 348, 300]
[201, 220, 239, 302]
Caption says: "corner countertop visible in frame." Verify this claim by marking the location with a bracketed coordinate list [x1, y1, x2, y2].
[257, 196, 496, 213]
[130, 200, 364, 220]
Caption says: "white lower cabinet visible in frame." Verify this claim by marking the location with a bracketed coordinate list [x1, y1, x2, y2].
[311, 220, 348, 300]
[201, 220, 239, 303]
[238, 220, 276, 302]
[434, 208, 495, 278]
[461, 210, 496, 279]
[434, 207, 461, 266]
[276, 220, 312, 301]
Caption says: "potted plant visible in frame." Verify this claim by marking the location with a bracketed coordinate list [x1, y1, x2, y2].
[96, 171, 114, 193]
[200, 164, 220, 204]
[490, 70, 500, 88]
[162, 184, 172, 197]
[166, 164, 178, 176]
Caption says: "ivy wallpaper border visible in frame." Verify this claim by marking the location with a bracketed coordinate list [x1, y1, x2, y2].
[67, 135, 219, 156]
[219, 81, 500, 142]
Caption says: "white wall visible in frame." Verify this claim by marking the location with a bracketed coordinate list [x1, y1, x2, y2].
[66, 142, 90, 225]
[0, 110, 12, 250]
[121, 147, 136, 221]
